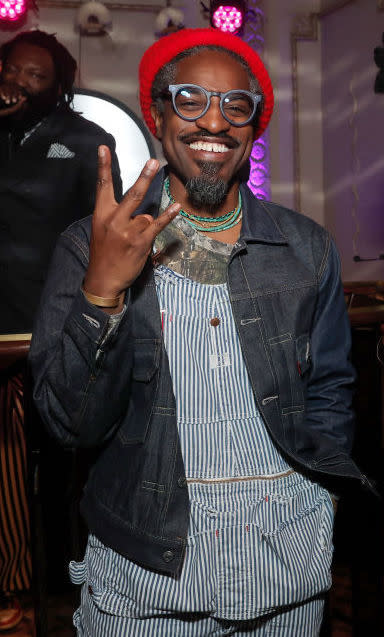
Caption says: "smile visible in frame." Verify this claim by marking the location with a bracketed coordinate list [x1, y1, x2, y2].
[188, 141, 230, 153]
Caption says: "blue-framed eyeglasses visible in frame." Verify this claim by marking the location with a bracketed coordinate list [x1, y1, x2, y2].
[164, 83, 262, 127]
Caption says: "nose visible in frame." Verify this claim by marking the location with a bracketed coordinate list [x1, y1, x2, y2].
[14, 71, 28, 88]
[6, 68, 28, 89]
[195, 96, 230, 134]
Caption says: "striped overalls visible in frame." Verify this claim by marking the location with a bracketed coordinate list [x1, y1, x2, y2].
[70, 260, 334, 636]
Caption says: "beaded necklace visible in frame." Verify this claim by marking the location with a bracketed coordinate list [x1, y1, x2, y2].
[164, 177, 242, 233]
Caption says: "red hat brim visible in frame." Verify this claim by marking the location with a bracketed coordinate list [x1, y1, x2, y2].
[139, 28, 274, 140]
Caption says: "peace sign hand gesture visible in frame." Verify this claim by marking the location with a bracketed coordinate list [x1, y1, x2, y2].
[83, 145, 180, 313]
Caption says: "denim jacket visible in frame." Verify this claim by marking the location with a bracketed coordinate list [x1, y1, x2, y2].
[29, 169, 365, 575]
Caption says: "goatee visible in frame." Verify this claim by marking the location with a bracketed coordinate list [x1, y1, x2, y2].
[185, 161, 228, 210]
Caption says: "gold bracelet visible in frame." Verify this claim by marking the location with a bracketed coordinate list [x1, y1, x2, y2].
[82, 288, 123, 308]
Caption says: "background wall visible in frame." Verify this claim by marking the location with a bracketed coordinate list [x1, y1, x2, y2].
[322, 0, 384, 280]
[289, 0, 384, 280]
[264, 0, 322, 214]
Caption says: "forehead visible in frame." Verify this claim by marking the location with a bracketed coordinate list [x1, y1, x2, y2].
[174, 49, 250, 92]
[6, 42, 55, 72]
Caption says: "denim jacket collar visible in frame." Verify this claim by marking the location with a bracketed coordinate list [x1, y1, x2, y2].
[134, 166, 289, 246]
[239, 183, 288, 246]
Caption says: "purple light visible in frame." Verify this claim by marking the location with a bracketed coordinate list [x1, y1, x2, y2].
[250, 166, 266, 188]
[212, 5, 244, 34]
[0, 0, 26, 21]
[251, 141, 266, 162]
[248, 133, 270, 201]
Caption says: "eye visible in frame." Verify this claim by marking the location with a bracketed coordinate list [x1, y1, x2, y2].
[175, 89, 205, 111]
[3, 65, 16, 75]
[226, 103, 248, 114]
[178, 97, 202, 108]
[224, 103, 251, 118]
[223, 94, 253, 118]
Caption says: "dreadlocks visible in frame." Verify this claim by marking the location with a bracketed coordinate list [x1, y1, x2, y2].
[0, 30, 77, 108]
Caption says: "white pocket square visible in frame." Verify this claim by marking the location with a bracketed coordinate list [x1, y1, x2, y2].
[47, 142, 75, 159]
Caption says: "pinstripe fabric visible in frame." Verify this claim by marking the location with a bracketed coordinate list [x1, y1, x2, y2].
[156, 267, 291, 479]
[71, 267, 333, 635]
[74, 581, 324, 636]
[0, 372, 32, 592]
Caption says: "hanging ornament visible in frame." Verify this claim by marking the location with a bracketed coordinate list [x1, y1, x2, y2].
[75, 1, 112, 36]
[155, 7, 184, 38]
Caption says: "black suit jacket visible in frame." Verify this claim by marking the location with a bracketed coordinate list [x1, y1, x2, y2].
[0, 106, 122, 334]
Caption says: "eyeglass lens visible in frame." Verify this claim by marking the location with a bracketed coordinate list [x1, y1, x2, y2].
[174, 86, 255, 124]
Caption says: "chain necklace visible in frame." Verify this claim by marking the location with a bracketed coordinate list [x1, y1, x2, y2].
[164, 177, 242, 233]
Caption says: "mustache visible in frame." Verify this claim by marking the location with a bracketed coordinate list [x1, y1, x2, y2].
[178, 130, 240, 148]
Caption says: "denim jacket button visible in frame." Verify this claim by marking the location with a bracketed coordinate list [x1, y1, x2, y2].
[177, 477, 187, 488]
[162, 550, 174, 563]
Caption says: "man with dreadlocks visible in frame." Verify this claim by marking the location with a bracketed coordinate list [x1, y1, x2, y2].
[30, 28, 364, 636]
[0, 30, 121, 631]
[0, 29, 122, 332]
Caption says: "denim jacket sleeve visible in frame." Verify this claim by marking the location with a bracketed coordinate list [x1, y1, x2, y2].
[306, 235, 356, 455]
[29, 222, 134, 448]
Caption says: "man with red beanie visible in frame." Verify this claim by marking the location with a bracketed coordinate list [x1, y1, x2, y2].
[30, 28, 363, 636]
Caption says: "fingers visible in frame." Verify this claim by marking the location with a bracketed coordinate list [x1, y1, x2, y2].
[143, 202, 181, 242]
[94, 145, 116, 211]
[115, 158, 160, 222]
[133, 212, 153, 227]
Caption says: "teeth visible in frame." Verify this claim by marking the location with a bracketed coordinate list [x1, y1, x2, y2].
[189, 141, 229, 153]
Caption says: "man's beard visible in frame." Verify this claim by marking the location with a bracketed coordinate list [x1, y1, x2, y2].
[7, 85, 59, 131]
[185, 161, 228, 211]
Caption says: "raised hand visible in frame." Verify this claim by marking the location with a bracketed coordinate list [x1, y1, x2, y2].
[0, 82, 27, 117]
[83, 145, 180, 312]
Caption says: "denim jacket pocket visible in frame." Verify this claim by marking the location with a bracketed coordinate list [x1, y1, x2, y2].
[118, 339, 161, 445]
[132, 338, 161, 382]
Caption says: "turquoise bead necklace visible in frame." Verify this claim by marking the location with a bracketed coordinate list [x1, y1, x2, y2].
[164, 177, 242, 233]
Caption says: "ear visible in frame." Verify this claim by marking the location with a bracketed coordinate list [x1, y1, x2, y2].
[150, 103, 163, 140]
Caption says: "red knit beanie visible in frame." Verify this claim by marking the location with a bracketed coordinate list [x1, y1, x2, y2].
[139, 28, 274, 140]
